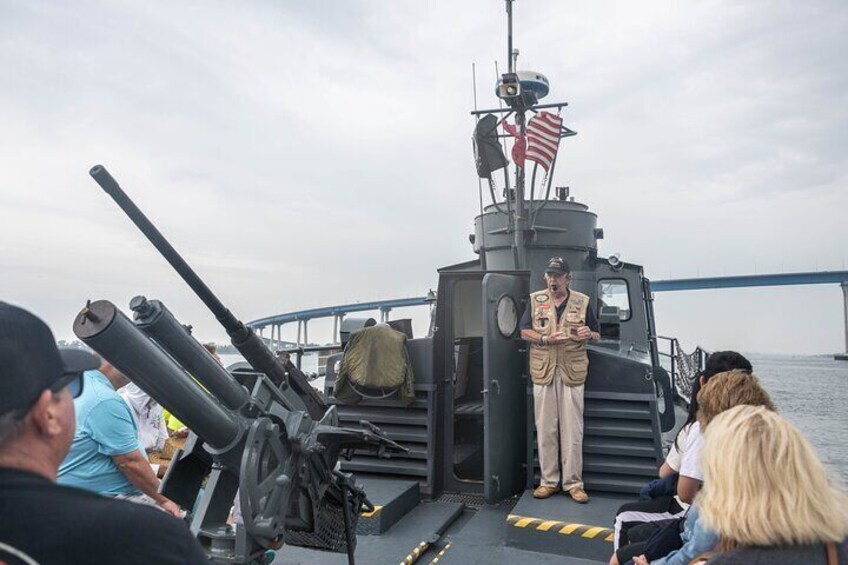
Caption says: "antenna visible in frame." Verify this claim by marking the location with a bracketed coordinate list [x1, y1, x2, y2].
[472, 62, 487, 270]
[506, 0, 514, 74]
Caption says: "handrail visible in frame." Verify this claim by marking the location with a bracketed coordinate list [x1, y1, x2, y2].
[247, 296, 432, 329]
[246, 295, 436, 350]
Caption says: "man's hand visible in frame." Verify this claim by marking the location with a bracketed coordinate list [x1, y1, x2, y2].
[633, 556, 650, 565]
[575, 326, 593, 340]
[158, 498, 182, 518]
[548, 331, 567, 344]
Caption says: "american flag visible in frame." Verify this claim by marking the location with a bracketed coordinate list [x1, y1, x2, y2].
[525, 111, 563, 171]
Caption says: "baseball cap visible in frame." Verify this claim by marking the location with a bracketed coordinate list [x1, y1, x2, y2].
[545, 257, 571, 275]
[0, 302, 100, 416]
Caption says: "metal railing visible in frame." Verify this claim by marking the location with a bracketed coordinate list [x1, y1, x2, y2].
[247, 295, 436, 352]
[276, 344, 343, 378]
[657, 335, 707, 404]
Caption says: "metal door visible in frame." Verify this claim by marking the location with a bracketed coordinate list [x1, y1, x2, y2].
[482, 273, 529, 503]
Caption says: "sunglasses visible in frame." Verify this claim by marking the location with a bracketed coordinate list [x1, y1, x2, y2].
[52, 372, 85, 399]
[12, 372, 85, 421]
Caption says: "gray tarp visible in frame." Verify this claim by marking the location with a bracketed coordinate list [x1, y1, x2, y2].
[334, 326, 415, 406]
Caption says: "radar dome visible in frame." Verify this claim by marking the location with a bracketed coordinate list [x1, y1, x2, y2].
[517, 71, 550, 99]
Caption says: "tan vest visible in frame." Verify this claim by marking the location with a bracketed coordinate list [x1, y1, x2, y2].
[528, 289, 590, 386]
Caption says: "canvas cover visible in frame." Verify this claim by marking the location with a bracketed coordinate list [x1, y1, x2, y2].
[334, 326, 415, 406]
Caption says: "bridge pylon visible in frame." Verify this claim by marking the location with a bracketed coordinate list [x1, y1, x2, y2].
[837, 282, 848, 361]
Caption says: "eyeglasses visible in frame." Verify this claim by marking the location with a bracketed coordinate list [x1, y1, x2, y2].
[12, 372, 84, 421]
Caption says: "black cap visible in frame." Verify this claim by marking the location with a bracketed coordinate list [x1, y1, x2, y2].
[0, 302, 100, 416]
[545, 257, 571, 275]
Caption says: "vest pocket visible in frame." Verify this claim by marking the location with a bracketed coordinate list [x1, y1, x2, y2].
[529, 347, 550, 380]
[568, 355, 589, 381]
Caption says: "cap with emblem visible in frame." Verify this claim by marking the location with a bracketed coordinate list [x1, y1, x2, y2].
[0, 302, 100, 416]
[545, 257, 571, 275]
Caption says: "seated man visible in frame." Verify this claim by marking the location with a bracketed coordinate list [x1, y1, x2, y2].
[58, 359, 181, 515]
[0, 302, 207, 564]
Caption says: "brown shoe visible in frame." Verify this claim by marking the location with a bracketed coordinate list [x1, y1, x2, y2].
[568, 487, 589, 503]
[533, 485, 559, 499]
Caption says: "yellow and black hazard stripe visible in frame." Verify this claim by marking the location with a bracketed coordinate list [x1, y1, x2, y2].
[399, 541, 430, 565]
[506, 514, 614, 542]
[361, 504, 383, 518]
[427, 542, 451, 564]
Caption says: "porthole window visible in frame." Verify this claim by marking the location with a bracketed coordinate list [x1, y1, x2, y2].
[496, 295, 519, 338]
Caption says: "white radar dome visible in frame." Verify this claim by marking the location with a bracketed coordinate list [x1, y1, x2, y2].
[518, 71, 550, 99]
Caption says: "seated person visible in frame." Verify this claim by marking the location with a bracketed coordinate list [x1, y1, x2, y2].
[612, 352, 753, 560]
[698, 405, 848, 564]
[119, 382, 169, 477]
[58, 360, 181, 515]
[616, 368, 773, 565]
[0, 302, 207, 564]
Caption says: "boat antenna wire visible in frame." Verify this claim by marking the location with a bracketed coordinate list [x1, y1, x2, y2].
[472, 62, 488, 270]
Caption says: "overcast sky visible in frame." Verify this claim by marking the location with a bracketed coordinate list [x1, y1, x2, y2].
[1, 0, 846, 354]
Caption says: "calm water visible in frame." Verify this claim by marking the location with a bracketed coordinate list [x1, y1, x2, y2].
[747, 354, 848, 484]
[222, 352, 848, 483]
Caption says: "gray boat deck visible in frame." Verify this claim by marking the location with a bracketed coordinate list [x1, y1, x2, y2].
[273, 487, 628, 565]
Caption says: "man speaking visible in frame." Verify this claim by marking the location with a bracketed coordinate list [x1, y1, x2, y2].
[520, 257, 599, 503]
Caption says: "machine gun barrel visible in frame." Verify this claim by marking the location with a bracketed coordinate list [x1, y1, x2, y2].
[73, 299, 242, 451]
[130, 295, 249, 411]
[88, 164, 326, 420]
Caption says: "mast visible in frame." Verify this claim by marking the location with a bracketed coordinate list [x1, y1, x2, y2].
[506, 0, 528, 270]
[471, 1, 574, 272]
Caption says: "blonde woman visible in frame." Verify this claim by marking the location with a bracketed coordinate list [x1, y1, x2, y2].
[626, 370, 775, 565]
[699, 405, 848, 564]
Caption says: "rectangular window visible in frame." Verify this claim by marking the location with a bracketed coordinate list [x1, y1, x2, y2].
[598, 279, 631, 321]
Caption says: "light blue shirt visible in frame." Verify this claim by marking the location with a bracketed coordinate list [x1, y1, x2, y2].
[58, 370, 146, 496]
[652, 505, 719, 565]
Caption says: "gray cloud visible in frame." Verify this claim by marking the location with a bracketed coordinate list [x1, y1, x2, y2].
[1, 0, 846, 354]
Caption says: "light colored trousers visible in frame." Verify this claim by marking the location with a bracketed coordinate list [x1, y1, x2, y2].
[534, 378, 584, 491]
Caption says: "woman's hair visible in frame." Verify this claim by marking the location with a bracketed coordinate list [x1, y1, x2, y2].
[672, 373, 703, 450]
[696, 370, 775, 428]
[699, 405, 848, 548]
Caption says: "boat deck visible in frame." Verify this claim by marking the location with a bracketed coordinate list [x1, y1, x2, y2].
[275, 487, 627, 565]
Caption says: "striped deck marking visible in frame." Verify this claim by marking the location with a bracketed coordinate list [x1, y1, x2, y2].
[507, 514, 614, 543]
[581, 526, 607, 539]
[536, 520, 563, 532]
[361, 504, 383, 518]
[514, 517, 540, 528]
[428, 542, 452, 564]
[400, 541, 429, 565]
[558, 523, 585, 535]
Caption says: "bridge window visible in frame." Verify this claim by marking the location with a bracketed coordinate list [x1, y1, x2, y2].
[598, 279, 631, 321]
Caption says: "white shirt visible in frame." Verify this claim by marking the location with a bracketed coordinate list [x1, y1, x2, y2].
[119, 384, 168, 452]
[665, 423, 692, 472]
[678, 421, 704, 481]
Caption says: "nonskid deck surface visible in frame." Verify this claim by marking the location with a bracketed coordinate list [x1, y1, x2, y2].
[275, 500, 463, 565]
[274, 488, 629, 565]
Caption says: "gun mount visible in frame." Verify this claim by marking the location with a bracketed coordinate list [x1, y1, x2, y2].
[75, 166, 406, 564]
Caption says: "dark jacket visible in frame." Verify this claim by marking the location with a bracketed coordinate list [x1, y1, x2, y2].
[707, 539, 848, 565]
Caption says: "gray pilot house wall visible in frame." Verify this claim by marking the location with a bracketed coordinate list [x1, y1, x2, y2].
[324, 195, 674, 503]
